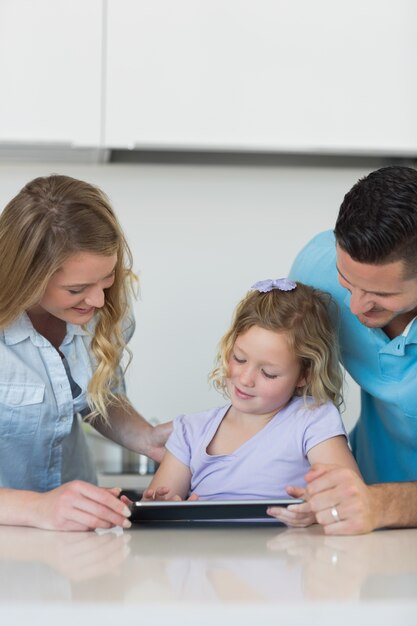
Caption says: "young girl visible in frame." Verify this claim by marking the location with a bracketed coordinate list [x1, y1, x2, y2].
[142, 278, 360, 527]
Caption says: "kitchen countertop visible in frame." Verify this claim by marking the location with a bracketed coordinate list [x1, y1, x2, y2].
[1, 522, 416, 625]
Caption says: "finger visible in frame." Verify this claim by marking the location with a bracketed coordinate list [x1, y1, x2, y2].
[286, 485, 307, 499]
[304, 463, 336, 482]
[267, 506, 315, 528]
[68, 489, 132, 528]
[76, 482, 132, 519]
[141, 488, 157, 501]
[187, 493, 199, 501]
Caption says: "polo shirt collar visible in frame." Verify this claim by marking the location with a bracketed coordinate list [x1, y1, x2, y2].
[343, 292, 417, 345]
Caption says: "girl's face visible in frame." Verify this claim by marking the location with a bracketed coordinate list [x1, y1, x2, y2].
[30, 251, 117, 325]
[226, 325, 305, 420]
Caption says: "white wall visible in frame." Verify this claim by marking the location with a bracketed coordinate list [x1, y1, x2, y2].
[0, 162, 365, 465]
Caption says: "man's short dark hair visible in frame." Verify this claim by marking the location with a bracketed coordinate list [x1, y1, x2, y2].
[334, 166, 417, 278]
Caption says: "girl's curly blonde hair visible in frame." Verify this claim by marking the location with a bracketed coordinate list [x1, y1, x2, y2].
[0, 174, 136, 422]
[209, 282, 343, 408]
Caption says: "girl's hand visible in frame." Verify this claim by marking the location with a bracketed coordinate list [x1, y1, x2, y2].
[267, 486, 316, 528]
[140, 488, 199, 502]
[141, 486, 170, 502]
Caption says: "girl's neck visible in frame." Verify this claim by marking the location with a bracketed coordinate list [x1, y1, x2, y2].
[226, 405, 280, 426]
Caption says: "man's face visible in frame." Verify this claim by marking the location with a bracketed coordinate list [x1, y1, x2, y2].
[336, 245, 417, 331]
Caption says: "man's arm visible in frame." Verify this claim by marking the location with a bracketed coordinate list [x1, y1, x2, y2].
[93, 395, 172, 463]
[306, 464, 417, 534]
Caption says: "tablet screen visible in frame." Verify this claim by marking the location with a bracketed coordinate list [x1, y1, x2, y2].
[129, 498, 303, 523]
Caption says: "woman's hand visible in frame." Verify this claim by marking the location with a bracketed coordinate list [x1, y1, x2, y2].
[146, 421, 173, 463]
[267, 486, 316, 528]
[30, 481, 132, 531]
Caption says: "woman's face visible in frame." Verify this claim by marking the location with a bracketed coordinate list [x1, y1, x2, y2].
[31, 252, 117, 325]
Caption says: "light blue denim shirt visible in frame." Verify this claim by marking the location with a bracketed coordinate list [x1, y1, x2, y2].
[0, 312, 134, 492]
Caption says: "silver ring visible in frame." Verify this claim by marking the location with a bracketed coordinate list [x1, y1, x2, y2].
[331, 506, 340, 523]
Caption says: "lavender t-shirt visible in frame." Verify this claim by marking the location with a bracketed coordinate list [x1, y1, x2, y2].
[166, 396, 347, 500]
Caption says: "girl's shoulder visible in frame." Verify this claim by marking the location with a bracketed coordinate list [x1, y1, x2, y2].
[287, 396, 340, 419]
[173, 405, 229, 430]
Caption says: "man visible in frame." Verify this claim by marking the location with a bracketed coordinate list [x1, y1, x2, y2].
[290, 165, 417, 534]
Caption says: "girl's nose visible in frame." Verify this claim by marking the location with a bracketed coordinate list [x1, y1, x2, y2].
[239, 366, 256, 387]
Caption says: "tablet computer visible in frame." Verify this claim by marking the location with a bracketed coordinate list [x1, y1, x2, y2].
[129, 498, 303, 523]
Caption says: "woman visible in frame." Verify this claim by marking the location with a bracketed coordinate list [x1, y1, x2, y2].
[0, 174, 171, 531]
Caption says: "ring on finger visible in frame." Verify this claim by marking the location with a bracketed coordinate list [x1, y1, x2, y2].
[331, 506, 341, 523]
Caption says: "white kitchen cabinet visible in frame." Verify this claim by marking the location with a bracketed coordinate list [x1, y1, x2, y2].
[0, 0, 103, 147]
[105, 0, 417, 154]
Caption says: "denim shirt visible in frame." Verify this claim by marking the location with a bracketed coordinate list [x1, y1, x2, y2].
[0, 312, 133, 492]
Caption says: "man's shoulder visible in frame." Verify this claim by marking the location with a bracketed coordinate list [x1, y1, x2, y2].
[289, 230, 338, 293]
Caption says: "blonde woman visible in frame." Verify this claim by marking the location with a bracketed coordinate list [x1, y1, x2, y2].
[142, 279, 360, 529]
[0, 174, 171, 531]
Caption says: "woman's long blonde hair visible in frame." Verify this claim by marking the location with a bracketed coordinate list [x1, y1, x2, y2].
[0, 174, 136, 421]
[210, 282, 343, 408]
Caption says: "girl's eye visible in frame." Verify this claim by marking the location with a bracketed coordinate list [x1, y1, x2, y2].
[68, 289, 83, 295]
[232, 354, 246, 364]
[262, 370, 278, 380]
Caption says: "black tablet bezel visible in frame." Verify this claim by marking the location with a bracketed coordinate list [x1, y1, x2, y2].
[129, 498, 303, 522]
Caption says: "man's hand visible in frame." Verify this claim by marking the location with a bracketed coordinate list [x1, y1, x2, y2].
[305, 464, 378, 535]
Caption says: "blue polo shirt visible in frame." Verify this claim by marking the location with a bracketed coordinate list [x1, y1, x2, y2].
[290, 230, 417, 484]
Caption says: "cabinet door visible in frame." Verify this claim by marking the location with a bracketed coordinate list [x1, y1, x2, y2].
[0, 0, 102, 146]
[105, 0, 417, 154]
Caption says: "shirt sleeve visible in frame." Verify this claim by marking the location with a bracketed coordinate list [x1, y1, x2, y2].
[165, 414, 193, 467]
[302, 401, 348, 456]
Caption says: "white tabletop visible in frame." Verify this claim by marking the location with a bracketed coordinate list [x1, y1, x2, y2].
[1, 523, 416, 626]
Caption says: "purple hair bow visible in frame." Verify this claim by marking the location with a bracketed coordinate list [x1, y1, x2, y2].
[251, 278, 297, 293]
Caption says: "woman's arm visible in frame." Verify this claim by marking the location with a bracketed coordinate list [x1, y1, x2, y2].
[142, 451, 192, 501]
[0, 483, 132, 531]
[94, 396, 172, 463]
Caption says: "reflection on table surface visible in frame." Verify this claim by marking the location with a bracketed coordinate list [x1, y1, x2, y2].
[0, 523, 417, 605]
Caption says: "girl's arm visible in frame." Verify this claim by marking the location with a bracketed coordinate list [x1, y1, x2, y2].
[267, 436, 360, 527]
[306, 435, 361, 474]
[142, 451, 192, 501]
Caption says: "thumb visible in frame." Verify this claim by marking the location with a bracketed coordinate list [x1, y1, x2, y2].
[286, 485, 307, 499]
[304, 463, 331, 482]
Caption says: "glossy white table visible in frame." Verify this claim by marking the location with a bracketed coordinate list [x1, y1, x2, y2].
[1, 523, 416, 625]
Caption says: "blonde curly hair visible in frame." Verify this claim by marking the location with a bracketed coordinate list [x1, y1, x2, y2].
[0, 174, 136, 421]
[209, 282, 343, 408]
